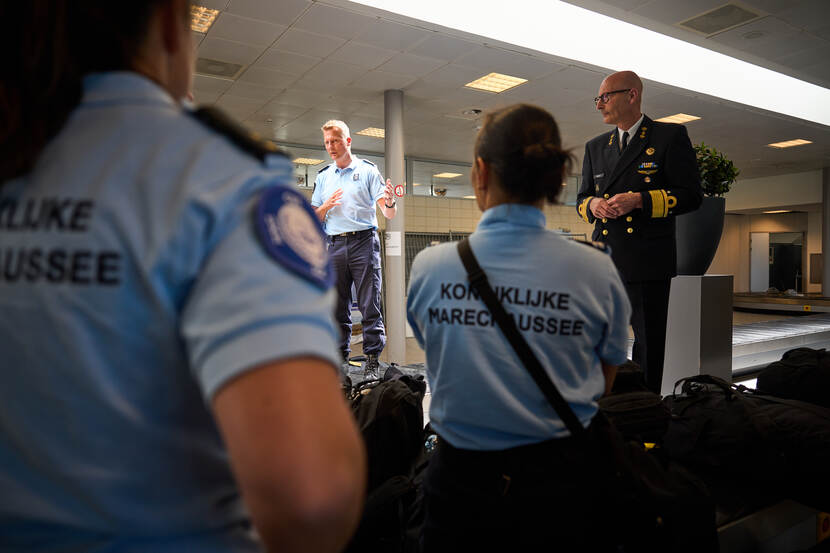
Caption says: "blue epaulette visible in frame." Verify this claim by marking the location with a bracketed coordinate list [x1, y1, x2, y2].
[318, 165, 331, 174]
[362, 159, 376, 167]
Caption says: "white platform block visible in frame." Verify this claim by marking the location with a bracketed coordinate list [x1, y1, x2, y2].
[662, 274, 733, 396]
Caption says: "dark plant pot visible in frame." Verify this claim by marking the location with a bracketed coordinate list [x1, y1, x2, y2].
[676, 196, 725, 276]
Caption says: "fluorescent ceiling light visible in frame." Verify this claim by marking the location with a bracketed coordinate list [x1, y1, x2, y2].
[433, 172, 463, 178]
[413, 182, 422, 186]
[356, 127, 385, 138]
[348, 0, 830, 126]
[191, 5, 219, 33]
[767, 139, 812, 149]
[654, 113, 701, 124]
[294, 158, 325, 165]
[465, 73, 528, 93]
[463, 195, 476, 199]
[763, 210, 791, 214]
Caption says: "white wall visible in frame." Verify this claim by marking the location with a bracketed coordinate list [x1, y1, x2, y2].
[726, 170, 822, 211]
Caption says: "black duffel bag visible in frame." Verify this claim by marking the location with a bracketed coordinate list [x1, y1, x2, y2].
[757, 347, 830, 408]
[664, 374, 830, 514]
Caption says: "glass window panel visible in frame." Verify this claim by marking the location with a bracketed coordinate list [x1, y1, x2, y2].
[411, 160, 472, 199]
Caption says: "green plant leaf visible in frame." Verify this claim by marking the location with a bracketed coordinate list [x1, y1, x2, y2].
[694, 142, 738, 197]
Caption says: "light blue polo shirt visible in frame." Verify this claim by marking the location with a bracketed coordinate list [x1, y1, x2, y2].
[0, 72, 340, 551]
[407, 203, 631, 450]
[311, 156, 385, 235]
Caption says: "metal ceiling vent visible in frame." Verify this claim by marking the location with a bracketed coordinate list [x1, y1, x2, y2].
[195, 57, 242, 79]
[678, 3, 761, 36]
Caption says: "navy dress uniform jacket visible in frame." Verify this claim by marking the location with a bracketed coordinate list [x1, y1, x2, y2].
[576, 116, 702, 282]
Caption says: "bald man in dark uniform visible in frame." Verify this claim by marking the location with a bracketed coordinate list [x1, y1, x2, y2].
[576, 70, 702, 393]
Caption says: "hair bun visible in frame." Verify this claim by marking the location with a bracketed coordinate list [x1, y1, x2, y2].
[522, 142, 560, 162]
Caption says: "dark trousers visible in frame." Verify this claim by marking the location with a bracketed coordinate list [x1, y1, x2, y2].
[327, 229, 385, 357]
[625, 279, 672, 394]
[423, 435, 610, 552]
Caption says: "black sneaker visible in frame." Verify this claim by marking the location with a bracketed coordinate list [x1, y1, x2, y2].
[364, 354, 379, 379]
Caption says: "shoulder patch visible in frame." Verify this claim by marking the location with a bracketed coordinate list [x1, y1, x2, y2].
[575, 239, 611, 254]
[190, 107, 287, 163]
[317, 165, 331, 174]
[361, 159, 376, 167]
[255, 187, 334, 289]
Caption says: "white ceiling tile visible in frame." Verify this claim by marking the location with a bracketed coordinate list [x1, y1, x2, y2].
[292, 3, 375, 40]
[298, 60, 367, 87]
[273, 88, 332, 109]
[403, 81, 459, 100]
[418, 64, 490, 88]
[237, 66, 300, 88]
[193, 74, 235, 95]
[331, 42, 395, 69]
[198, 37, 261, 66]
[350, 71, 418, 91]
[592, 0, 651, 10]
[741, 0, 798, 15]
[357, 20, 431, 51]
[328, 87, 384, 103]
[775, 0, 830, 32]
[273, 28, 346, 58]
[453, 47, 560, 79]
[224, 81, 282, 101]
[771, 38, 830, 70]
[191, 89, 223, 104]
[225, 0, 310, 25]
[192, 31, 206, 49]
[710, 17, 809, 59]
[214, 94, 267, 120]
[197, 0, 229, 10]
[256, 101, 309, 119]
[408, 35, 479, 61]
[377, 53, 446, 77]
[207, 13, 286, 47]
[257, 49, 321, 74]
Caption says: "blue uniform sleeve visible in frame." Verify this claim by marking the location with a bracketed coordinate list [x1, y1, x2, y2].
[368, 165, 385, 203]
[181, 179, 340, 400]
[596, 258, 632, 365]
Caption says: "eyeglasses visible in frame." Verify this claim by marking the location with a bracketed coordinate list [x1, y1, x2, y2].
[593, 89, 631, 105]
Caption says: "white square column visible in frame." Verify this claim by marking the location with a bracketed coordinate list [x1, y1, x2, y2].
[661, 275, 734, 396]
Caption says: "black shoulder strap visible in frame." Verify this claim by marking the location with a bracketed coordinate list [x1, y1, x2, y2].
[456, 239, 587, 438]
[189, 106, 287, 163]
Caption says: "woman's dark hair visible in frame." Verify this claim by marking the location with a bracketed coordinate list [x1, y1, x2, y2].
[474, 103, 574, 205]
[0, 1, 171, 182]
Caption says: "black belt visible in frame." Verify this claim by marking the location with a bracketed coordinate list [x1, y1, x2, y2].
[329, 228, 374, 240]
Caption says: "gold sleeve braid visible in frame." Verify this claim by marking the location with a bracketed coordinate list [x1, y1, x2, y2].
[578, 196, 593, 222]
[648, 190, 670, 218]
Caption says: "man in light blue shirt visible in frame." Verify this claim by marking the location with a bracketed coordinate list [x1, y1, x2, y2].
[311, 120, 397, 377]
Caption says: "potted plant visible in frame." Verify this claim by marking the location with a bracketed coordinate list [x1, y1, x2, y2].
[676, 142, 740, 275]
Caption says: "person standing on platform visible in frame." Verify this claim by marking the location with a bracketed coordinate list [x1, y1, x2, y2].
[311, 120, 397, 378]
[576, 70, 702, 394]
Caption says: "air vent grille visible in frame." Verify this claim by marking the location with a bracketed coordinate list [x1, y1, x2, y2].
[195, 57, 242, 78]
[678, 3, 761, 36]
